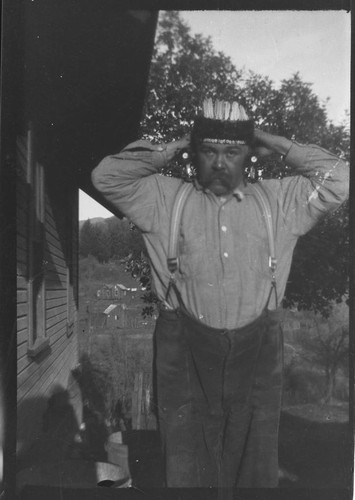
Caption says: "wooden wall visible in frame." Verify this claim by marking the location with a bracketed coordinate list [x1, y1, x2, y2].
[16, 131, 80, 457]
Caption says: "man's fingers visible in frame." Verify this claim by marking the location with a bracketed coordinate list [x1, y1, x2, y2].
[252, 146, 273, 158]
[180, 134, 191, 147]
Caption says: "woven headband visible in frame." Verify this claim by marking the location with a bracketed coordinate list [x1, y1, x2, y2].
[192, 116, 254, 145]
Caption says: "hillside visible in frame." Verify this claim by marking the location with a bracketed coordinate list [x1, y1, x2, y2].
[79, 216, 114, 231]
[79, 257, 142, 292]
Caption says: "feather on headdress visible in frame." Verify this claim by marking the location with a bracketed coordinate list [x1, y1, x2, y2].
[192, 98, 254, 145]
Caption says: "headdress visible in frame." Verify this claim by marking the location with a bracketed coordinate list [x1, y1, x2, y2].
[191, 98, 254, 145]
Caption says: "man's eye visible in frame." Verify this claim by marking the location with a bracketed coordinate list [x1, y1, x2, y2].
[226, 150, 239, 157]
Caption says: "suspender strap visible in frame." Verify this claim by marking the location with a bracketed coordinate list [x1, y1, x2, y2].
[252, 183, 278, 307]
[165, 182, 193, 303]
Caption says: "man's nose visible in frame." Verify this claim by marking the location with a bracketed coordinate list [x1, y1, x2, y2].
[213, 154, 225, 170]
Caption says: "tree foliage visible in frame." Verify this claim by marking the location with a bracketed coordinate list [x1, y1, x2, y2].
[79, 219, 110, 263]
[105, 218, 146, 260]
[79, 217, 146, 264]
[296, 305, 349, 403]
[284, 201, 349, 317]
[80, 220, 97, 259]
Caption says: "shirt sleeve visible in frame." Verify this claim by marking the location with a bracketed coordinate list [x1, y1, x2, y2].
[278, 141, 349, 236]
[91, 140, 177, 232]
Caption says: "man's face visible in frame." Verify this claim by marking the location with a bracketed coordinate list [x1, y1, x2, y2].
[195, 141, 250, 196]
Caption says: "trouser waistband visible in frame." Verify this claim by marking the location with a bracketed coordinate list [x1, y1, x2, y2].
[158, 305, 281, 335]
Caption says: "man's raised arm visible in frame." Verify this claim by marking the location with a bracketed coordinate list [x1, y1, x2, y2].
[252, 129, 349, 233]
[91, 136, 190, 230]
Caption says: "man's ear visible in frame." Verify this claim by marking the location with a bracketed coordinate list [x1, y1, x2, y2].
[189, 143, 198, 161]
[244, 146, 253, 161]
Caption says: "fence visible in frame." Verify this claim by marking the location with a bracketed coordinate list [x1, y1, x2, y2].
[131, 371, 156, 430]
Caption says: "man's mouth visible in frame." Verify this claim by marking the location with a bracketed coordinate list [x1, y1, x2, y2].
[210, 175, 229, 186]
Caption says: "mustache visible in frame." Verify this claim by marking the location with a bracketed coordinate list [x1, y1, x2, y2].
[208, 173, 231, 185]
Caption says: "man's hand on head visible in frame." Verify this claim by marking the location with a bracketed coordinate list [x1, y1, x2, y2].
[251, 129, 277, 158]
[165, 135, 191, 163]
[251, 129, 293, 158]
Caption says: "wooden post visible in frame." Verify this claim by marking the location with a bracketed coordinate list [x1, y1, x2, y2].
[132, 372, 143, 429]
[88, 311, 94, 356]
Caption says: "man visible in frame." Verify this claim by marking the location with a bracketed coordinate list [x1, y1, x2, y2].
[91, 98, 349, 489]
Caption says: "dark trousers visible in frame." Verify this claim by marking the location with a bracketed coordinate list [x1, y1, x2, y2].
[154, 307, 283, 489]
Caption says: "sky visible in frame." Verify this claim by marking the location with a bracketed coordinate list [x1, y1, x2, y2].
[180, 10, 350, 125]
[79, 9, 351, 220]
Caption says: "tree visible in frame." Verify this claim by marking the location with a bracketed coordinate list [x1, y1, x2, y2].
[90, 224, 111, 263]
[80, 219, 96, 258]
[135, 11, 349, 316]
[105, 217, 146, 261]
[79, 219, 111, 263]
[240, 72, 350, 181]
[106, 217, 131, 260]
[297, 305, 349, 403]
[284, 201, 349, 317]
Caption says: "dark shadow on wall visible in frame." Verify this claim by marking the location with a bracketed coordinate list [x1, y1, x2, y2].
[16, 378, 113, 495]
[17, 385, 82, 472]
[72, 355, 109, 460]
[73, 353, 165, 489]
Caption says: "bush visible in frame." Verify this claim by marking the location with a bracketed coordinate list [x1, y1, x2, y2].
[283, 367, 326, 406]
[78, 327, 154, 432]
[333, 373, 349, 401]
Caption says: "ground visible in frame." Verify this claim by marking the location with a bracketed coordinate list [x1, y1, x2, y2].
[75, 402, 351, 490]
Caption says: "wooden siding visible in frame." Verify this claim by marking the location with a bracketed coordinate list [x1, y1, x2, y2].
[16, 132, 80, 458]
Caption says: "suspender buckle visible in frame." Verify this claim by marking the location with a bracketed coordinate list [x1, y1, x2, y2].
[269, 256, 277, 274]
[167, 257, 178, 274]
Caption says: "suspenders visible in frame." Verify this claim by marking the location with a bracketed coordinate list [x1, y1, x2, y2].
[166, 182, 278, 308]
[165, 182, 193, 305]
[167, 182, 194, 278]
[251, 183, 278, 307]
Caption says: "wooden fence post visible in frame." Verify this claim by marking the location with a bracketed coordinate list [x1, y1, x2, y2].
[132, 372, 143, 429]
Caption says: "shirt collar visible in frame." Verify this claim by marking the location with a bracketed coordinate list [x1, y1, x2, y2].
[193, 178, 251, 201]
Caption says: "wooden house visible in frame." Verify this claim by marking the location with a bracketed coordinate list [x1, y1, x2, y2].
[97, 283, 140, 301]
[96, 284, 114, 300]
[104, 303, 154, 330]
[2, 2, 157, 496]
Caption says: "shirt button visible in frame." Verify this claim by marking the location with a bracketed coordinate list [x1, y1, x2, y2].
[220, 197, 226, 203]
[223, 252, 229, 258]
[221, 225, 227, 232]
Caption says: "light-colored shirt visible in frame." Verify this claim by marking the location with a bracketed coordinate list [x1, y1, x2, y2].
[92, 140, 349, 329]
